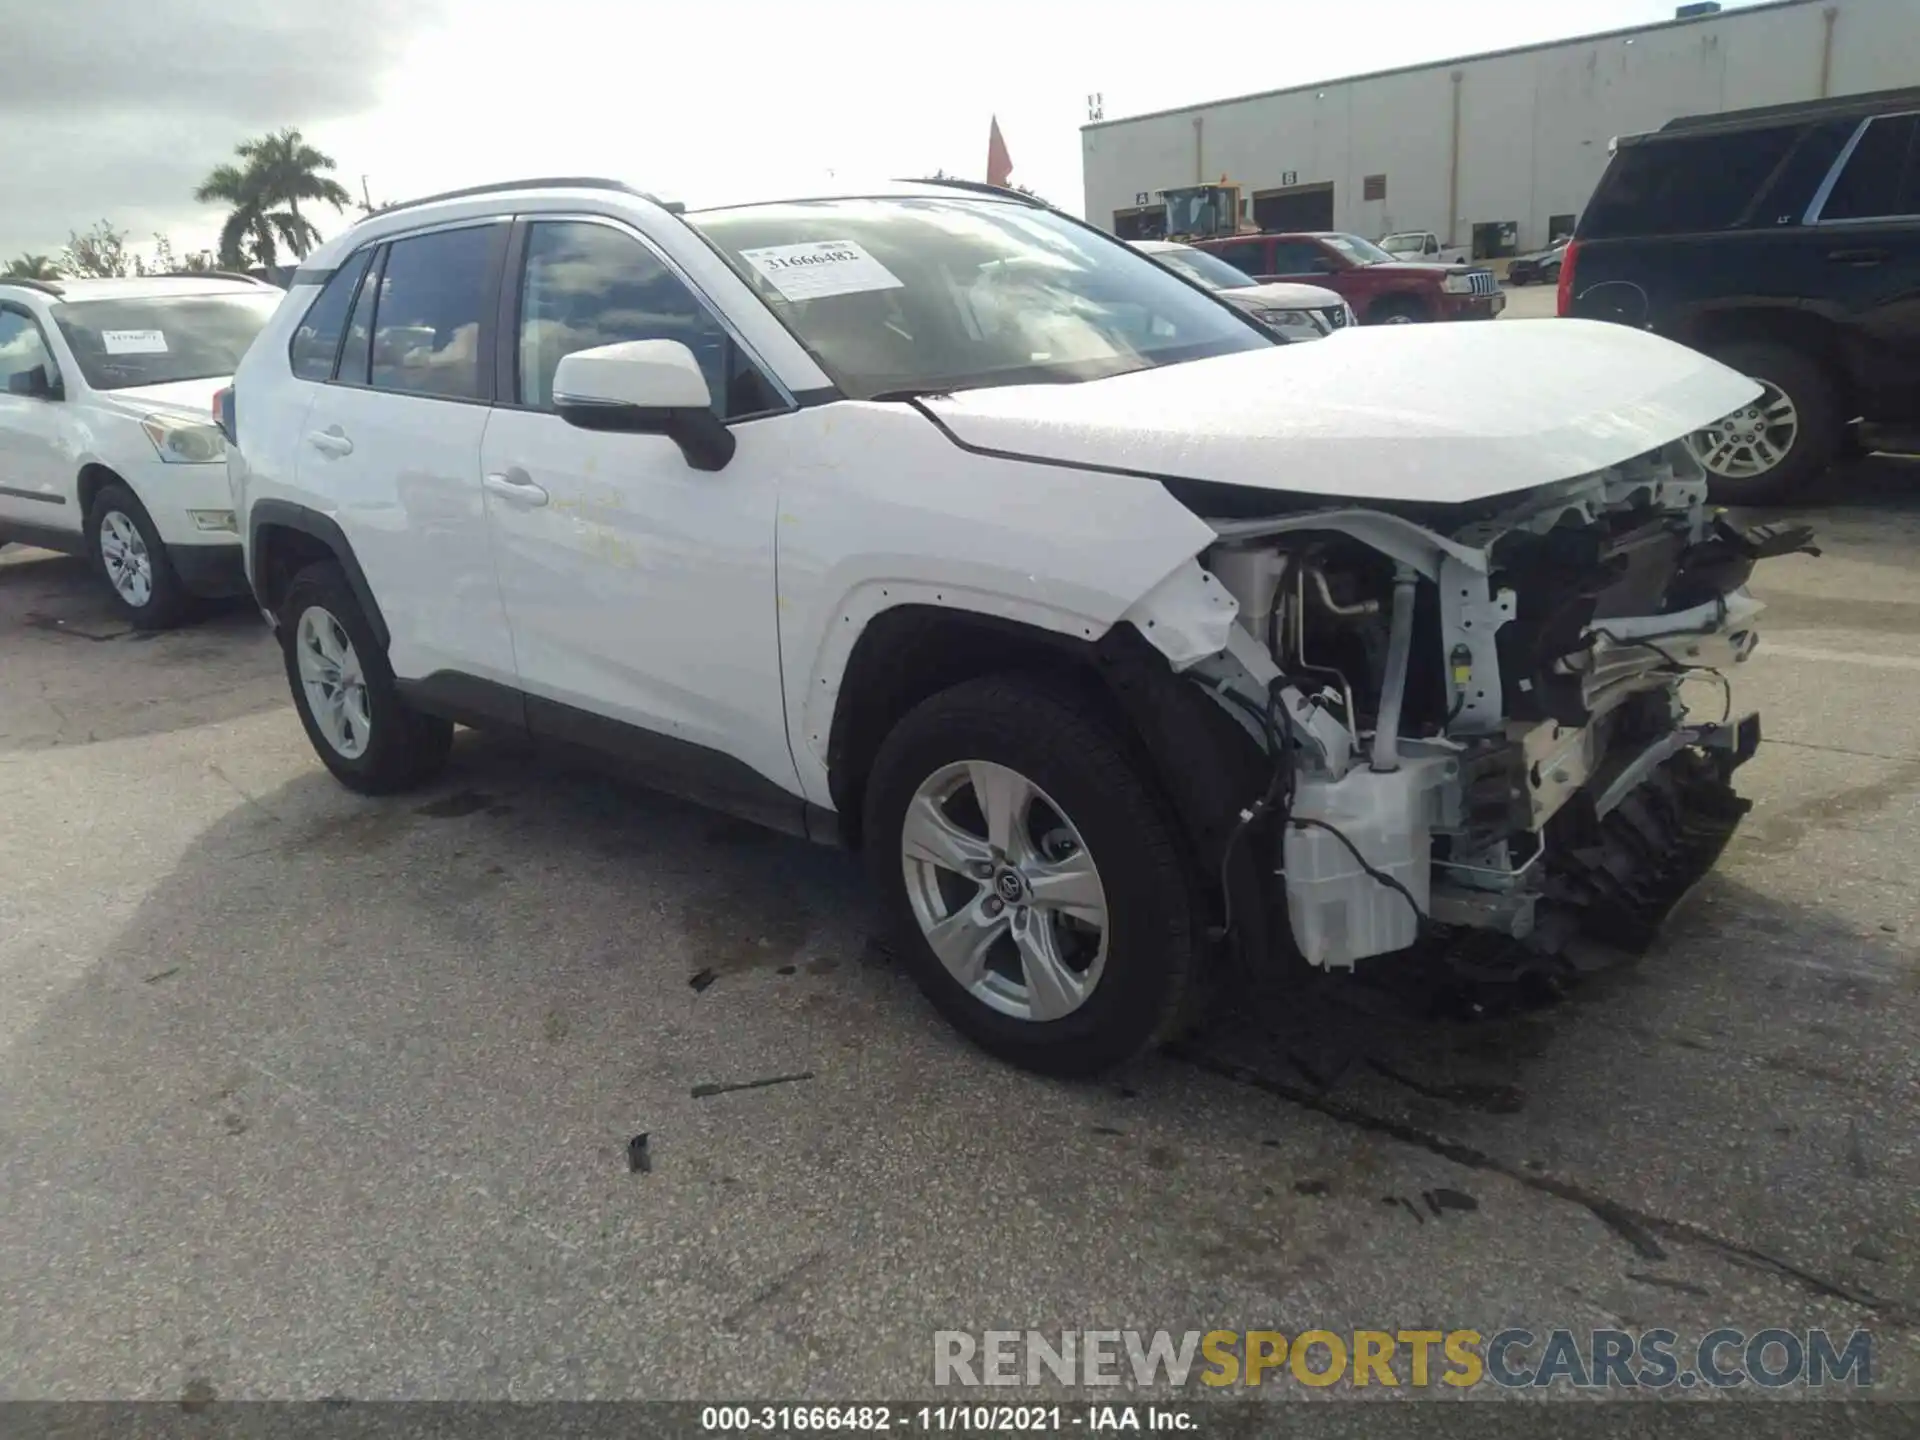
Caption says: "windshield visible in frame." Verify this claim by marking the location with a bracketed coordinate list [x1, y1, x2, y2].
[1379, 234, 1426, 255]
[1321, 234, 1397, 266]
[50, 293, 279, 391]
[690, 197, 1270, 399]
[1148, 246, 1257, 292]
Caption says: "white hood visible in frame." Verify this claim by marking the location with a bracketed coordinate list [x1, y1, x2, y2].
[1233, 281, 1345, 309]
[923, 319, 1760, 505]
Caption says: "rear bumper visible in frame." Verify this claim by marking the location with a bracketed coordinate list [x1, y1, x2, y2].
[167, 541, 249, 599]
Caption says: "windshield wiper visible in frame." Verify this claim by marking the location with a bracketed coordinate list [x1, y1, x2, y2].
[870, 386, 957, 403]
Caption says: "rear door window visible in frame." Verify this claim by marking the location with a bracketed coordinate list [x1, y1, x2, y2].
[1207, 240, 1267, 276]
[367, 224, 502, 401]
[1267, 239, 1332, 273]
[336, 248, 383, 386]
[1819, 112, 1920, 221]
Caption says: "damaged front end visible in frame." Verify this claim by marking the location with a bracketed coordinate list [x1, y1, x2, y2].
[1154, 445, 1815, 979]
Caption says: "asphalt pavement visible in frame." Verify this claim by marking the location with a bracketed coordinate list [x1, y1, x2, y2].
[2, 450, 1918, 1407]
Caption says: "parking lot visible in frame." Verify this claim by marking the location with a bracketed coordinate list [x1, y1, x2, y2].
[4, 435, 1920, 1404]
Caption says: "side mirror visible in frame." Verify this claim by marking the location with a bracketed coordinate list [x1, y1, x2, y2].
[551, 339, 735, 472]
[1309, 257, 1339, 275]
[6, 363, 57, 399]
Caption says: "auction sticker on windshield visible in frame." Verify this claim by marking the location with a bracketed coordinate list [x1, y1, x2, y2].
[101, 329, 169, 355]
[740, 240, 904, 302]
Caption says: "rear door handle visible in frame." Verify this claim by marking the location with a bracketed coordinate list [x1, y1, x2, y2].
[1826, 248, 1890, 266]
[307, 426, 353, 457]
[483, 468, 549, 507]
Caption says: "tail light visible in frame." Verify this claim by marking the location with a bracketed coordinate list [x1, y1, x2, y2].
[1556, 241, 1579, 317]
[214, 386, 235, 445]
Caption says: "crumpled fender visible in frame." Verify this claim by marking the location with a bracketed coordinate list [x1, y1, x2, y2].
[772, 403, 1230, 807]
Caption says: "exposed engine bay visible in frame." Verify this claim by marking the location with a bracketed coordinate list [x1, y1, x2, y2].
[1177, 443, 1817, 975]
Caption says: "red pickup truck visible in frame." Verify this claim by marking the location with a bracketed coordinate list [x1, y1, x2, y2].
[1193, 231, 1504, 325]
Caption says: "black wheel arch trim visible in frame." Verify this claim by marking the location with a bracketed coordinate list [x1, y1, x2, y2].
[247, 499, 391, 651]
[823, 601, 1273, 970]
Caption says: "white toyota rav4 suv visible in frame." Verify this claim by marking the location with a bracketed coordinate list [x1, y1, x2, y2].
[228, 176, 1802, 1075]
[0, 273, 279, 626]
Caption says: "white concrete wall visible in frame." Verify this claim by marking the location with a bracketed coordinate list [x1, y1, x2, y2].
[1082, 0, 1920, 253]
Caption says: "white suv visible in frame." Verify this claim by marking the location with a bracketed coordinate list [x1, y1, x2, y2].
[0, 274, 280, 626]
[1131, 240, 1354, 341]
[230, 177, 1792, 1074]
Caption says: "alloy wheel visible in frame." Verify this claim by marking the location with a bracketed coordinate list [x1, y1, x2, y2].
[1687, 381, 1799, 481]
[900, 760, 1109, 1022]
[295, 605, 373, 759]
[98, 511, 153, 608]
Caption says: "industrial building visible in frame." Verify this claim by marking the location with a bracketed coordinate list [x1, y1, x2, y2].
[1082, 0, 1920, 256]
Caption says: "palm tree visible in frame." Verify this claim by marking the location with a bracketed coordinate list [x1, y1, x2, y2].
[237, 128, 352, 257]
[4, 253, 60, 280]
[195, 127, 353, 269]
[194, 162, 280, 270]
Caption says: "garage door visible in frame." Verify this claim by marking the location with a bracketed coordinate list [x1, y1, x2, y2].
[1252, 183, 1334, 233]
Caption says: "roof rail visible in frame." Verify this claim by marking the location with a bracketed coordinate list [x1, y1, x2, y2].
[152, 269, 276, 287]
[1652, 84, 1920, 137]
[897, 176, 1046, 207]
[370, 175, 672, 219]
[0, 275, 64, 296]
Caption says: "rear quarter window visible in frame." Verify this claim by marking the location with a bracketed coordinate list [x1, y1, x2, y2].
[1581, 124, 1810, 239]
[289, 249, 372, 380]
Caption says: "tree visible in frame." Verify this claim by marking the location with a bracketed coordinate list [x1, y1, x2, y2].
[194, 161, 281, 269]
[149, 234, 216, 275]
[4, 253, 60, 280]
[61, 221, 142, 278]
[195, 126, 352, 268]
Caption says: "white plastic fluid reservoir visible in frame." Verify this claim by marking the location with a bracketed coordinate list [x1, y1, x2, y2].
[1283, 756, 1446, 968]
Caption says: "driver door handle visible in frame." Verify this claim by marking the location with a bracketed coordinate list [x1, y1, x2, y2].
[484, 468, 549, 507]
[1825, 247, 1890, 266]
[306, 425, 353, 457]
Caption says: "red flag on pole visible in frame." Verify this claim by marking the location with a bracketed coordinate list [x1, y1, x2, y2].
[987, 116, 1013, 188]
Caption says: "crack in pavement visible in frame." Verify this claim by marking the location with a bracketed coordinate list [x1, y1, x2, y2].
[1762, 736, 1920, 764]
[1167, 1044, 1908, 1324]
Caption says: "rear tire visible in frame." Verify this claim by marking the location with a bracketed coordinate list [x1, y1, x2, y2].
[87, 483, 190, 630]
[279, 560, 452, 794]
[1690, 341, 1841, 506]
[863, 674, 1198, 1077]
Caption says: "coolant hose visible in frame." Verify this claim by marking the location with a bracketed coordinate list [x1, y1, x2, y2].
[1371, 565, 1419, 773]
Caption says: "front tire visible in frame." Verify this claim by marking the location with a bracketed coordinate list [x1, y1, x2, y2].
[1370, 296, 1430, 325]
[1687, 341, 1842, 505]
[279, 560, 452, 794]
[863, 674, 1197, 1076]
[88, 483, 189, 630]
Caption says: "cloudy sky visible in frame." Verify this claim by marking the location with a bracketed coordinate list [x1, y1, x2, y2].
[1, 0, 1770, 264]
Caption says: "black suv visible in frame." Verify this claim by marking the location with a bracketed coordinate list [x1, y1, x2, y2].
[1565, 87, 1920, 503]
